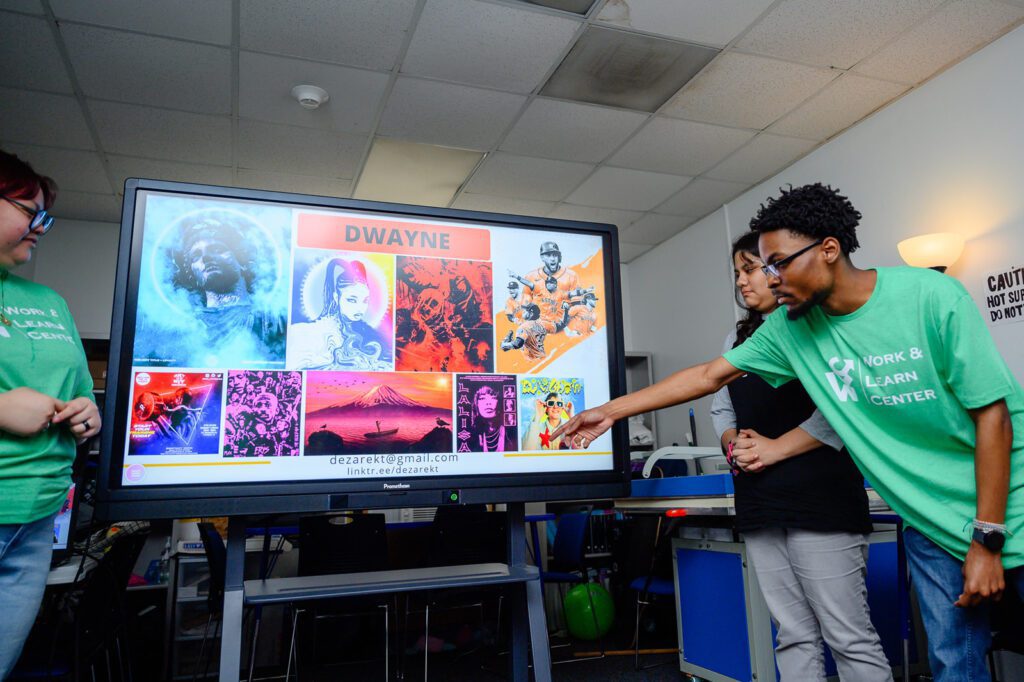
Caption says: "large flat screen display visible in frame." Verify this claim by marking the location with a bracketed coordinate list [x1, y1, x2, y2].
[97, 180, 629, 519]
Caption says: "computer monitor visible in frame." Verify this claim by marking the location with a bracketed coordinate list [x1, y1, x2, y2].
[96, 179, 631, 519]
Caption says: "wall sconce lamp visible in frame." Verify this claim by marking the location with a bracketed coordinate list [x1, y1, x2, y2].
[896, 232, 965, 273]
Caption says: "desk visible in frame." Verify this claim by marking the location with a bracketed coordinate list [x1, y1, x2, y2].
[616, 481, 921, 682]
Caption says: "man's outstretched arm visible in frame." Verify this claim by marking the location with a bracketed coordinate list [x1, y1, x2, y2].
[551, 356, 745, 446]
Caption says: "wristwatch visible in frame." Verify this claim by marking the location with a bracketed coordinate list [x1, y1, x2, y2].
[972, 526, 1006, 552]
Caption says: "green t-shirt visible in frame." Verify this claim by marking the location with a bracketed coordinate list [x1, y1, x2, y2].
[0, 272, 93, 524]
[723, 266, 1024, 568]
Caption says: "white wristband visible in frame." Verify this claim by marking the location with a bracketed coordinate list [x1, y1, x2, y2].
[973, 519, 1008, 533]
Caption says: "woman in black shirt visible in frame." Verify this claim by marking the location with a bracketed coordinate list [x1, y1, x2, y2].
[710, 231, 891, 681]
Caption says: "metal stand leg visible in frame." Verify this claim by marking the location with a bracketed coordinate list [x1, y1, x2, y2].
[526, 579, 552, 680]
[424, 603, 430, 682]
[506, 503, 552, 682]
[380, 603, 390, 682]
[508, 504, 529, 682]
[285, 608, 301, 681]
[219, 518, 246, 682]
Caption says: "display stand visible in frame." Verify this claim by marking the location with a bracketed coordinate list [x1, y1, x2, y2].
[218, 503, 551, 681]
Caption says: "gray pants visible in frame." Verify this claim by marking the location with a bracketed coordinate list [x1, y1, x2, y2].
[743, 528, 893, 682]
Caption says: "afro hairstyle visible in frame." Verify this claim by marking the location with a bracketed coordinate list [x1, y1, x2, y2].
[749, 182, 861, 255]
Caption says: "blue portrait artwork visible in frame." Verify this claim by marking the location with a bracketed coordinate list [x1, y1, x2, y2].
[132, 196, 290, 369]
[286, 248, 394, 371]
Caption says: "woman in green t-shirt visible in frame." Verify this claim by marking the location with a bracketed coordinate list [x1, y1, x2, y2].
[0, 150, 101, 678]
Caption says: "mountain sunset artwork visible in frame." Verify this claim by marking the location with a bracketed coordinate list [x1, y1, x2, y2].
[304, 372, 453, 455]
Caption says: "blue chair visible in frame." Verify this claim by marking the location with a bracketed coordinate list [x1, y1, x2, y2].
[628, 574, 675, 670]
[622, 515, 678, 671]
[537, 510, 606, 662]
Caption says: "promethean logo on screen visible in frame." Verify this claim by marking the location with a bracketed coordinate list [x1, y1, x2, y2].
[383, 483, 411, 490]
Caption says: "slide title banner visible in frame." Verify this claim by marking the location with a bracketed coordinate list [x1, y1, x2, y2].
[298, 212, 491, 260]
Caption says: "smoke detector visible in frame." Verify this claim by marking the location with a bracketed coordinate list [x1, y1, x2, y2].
[291, 84, 329, 110]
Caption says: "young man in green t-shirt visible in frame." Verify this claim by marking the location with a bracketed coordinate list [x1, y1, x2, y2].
[555, 184, 1022, 681]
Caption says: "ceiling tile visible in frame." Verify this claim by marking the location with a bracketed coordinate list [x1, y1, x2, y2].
[49, 191, 122, 223]
[618, 241, 654, 262]
[402, 0, 581, 93]
[549, 204, 643, 229]
[90, 101, 231, 165]
[235, 170, 353, 199]
[768, 73, 908, 140]
[0, 1, 42, 14]
[451, 193, 557, 218]
[354, 138, 482, 207]
[622, 213, 692, 245]
[663, 52, 838, 130]
[237, 120, 367, 179]
[242, 0, 416, 71]
[500, 98, 648, 163]
[62, 24, 231, 114]
[705, 133, 817, 184]
[609, 117, 754, 176]
[565, 166, 691, 210]
[596, 0, 775, 48]
[49, 0, 231, 45]
[853, 0, 1024, 86]
[0, 12, 74, 93]
[0, 87, 93, 149]
[736, 0, 944, 69]
[540, 25, 718, 112]
[379, 77, 526, 150]
[106, 155, 233, 191]
[4, 144, 111, 193]
[239, 51, 389, 134]
[655, 177, 749, 217]
[464, 153, 594, 202]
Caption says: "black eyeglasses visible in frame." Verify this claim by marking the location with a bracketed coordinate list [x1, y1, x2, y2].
[3, 196, 54, 234]
[546, 400, 564, 407]
[761, 240, 822, 279]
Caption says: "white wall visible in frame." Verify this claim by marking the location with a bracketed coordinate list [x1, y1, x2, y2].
[626, 23, 1024, 449]
[625, 207, 737, 447]
[29, 219, 120, 339]
[620, 262, 632, 350]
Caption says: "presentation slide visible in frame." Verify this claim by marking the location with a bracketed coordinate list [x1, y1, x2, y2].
[119, 190, 614, 487]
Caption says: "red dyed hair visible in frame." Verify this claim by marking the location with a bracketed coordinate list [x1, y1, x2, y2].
[0, 150, 58, 209]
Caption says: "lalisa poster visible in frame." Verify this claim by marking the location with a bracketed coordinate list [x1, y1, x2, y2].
[455, 374, 518, 453]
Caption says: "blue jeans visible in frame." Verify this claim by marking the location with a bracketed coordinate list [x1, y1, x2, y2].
[0, 513, 56, 680]
[904, 527, 1024, 682]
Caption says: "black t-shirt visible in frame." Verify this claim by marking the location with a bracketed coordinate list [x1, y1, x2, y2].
[728, 369, 872, 534]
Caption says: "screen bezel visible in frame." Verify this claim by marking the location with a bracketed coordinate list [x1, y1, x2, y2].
[96, 179, 630, 520]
